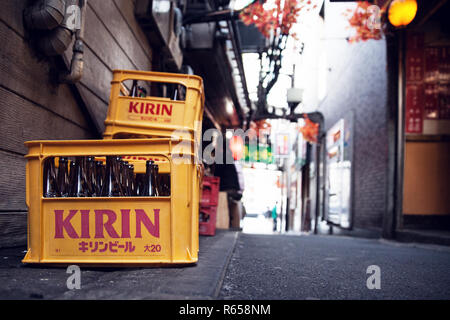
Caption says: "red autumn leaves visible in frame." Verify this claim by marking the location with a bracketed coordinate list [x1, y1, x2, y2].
[240, 1, 385, 43]
[240, 0, 317, 39]
[249, 120, 272, 139]
[344, 1, 385, 43]
[299, 114, 319, 143]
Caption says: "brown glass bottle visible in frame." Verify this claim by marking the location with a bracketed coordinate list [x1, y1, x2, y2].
[43, 157, 58, 198]
[101, 156, 123, 197]
[70, 157, 89, 197]
[127, 164, 135, 196]
[130, 80, 138, 97]
[159, 174, 170, 196]
[68, 161, 76, 196]
[151, 163, 160, 197]
[134, 173, 144, 196]
[85, 156, 97, 196]
[57, 157, 69, 197]
[95, 160, 104, 196]
[121, 160, 131, 196]
[141, 160, 157, 196]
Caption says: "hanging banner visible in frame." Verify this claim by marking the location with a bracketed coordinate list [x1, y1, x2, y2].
[406, 33, 424, 82]
[405, 84, 424, 134]
[275, 133, 290, 157]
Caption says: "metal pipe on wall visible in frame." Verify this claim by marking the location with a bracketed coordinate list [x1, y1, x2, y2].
[38, 26, 73, 56]
[24, 0, 86, 83]
[59, 0, 87, 83]
[34, 0, 78, 56]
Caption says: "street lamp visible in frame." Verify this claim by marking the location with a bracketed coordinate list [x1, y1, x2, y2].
[388, 0, 418, 28]
[287, 87, 303, 115]
[287, 88, 303, 105]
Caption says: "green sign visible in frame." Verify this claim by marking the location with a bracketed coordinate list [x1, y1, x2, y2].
[244, 143, 273, 164]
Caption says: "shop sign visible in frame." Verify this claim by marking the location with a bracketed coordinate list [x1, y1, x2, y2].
[244, 143, 273, 164]
[275, 133, 290, 157]
[405, 84, 423, 134]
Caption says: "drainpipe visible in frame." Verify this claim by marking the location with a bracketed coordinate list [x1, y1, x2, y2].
[59, 0, 87, 83]
[24, 0, 86, 83]
[38, 25, 73, 56]
[27, 0, 78, 56]
[24, 0, 66, 30]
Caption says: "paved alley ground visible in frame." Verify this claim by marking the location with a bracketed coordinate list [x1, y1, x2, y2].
[0, 231, 449, 300]
[218, 233, 450, 299]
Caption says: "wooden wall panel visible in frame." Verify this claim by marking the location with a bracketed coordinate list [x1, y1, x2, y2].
[74, 46, 112, 102]
[76, 83, 110, 133]
[403, 142, 450, 215]
[89, 0, 152, 71]
[0, 0, 27, 35]
[0, 213, 27, 248]
[113, 0, 153, 63]
[83, 5, 135, 72]
[0, 150, 27, 212]
[0, 87, 92, 155]
[0, 21, 91, 130]
[61, 0, 155, 133]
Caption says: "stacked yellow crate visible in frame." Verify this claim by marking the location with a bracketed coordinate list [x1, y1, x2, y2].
[22, 70, 205, 265]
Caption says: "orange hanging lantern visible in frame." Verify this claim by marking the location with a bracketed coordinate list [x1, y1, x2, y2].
[229, 135, 245, 160]
[388, 0, 417, 27]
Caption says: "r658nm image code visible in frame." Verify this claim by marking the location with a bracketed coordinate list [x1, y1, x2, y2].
[223, 304, 270, 315]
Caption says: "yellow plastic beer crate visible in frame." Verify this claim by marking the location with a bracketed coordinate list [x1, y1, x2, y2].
[22, 138, 201, 265]
[103, 70, 204, 143]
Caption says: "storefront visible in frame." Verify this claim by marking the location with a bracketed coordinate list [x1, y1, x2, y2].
[399, 7, 450, 233]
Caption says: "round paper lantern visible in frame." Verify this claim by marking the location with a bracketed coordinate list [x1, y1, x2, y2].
[229, 135, 244, 161]
[388, 0, 418, 27]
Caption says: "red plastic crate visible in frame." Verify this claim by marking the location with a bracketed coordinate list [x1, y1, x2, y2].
[200, 176, 220, 206]
[199, 205, 217, 236]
